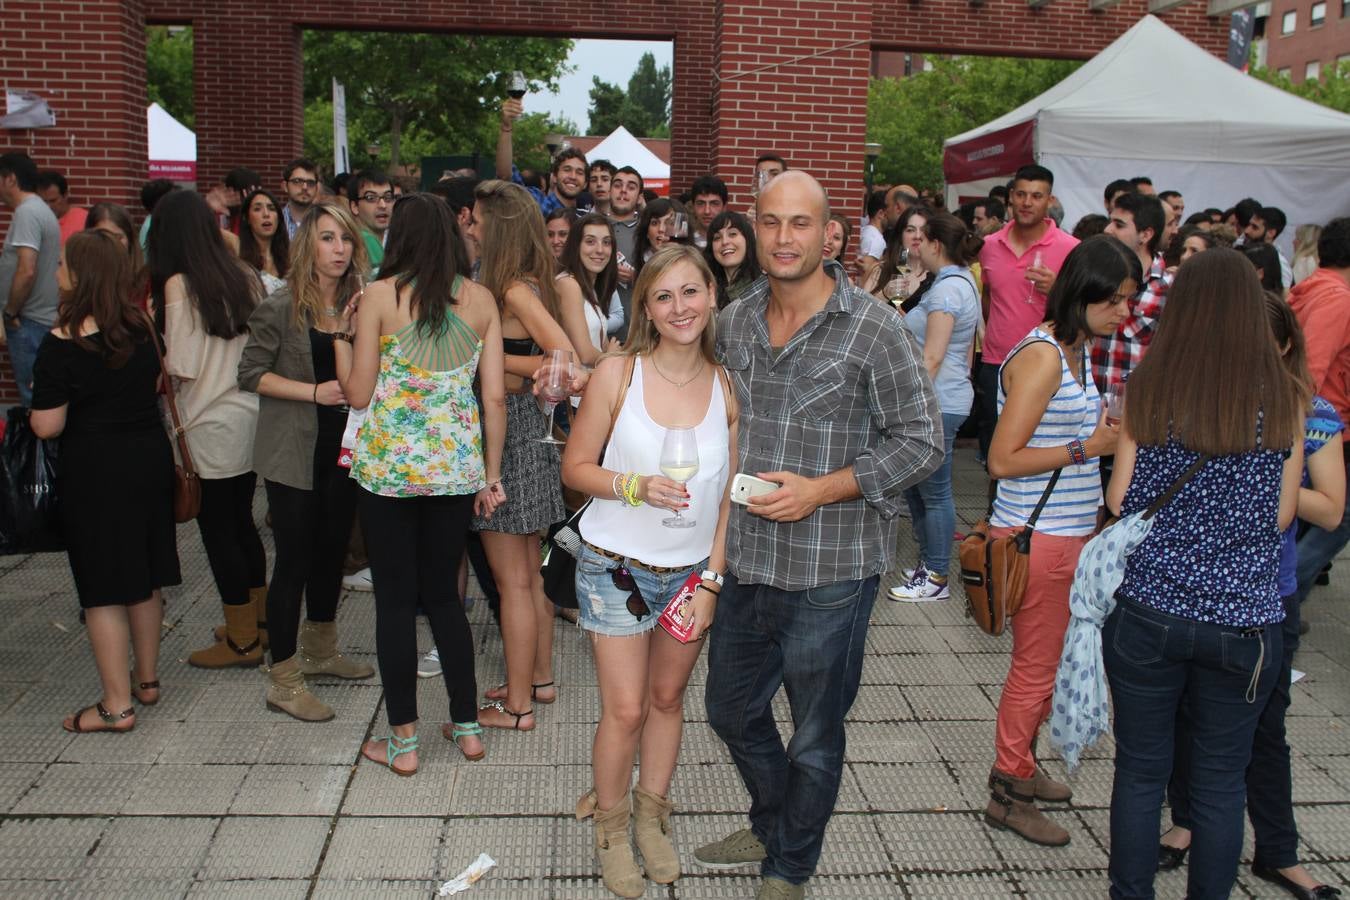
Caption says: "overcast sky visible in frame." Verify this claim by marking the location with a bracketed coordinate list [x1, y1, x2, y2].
[525, 39, 673, 135]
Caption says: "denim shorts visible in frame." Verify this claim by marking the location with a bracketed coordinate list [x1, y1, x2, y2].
[575, 543, 705, 638]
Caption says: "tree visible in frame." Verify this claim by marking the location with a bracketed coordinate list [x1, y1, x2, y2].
[145, 25, 194, 128]
[302, 32, 574, 169]
[867, 55, 1081, 190]
[1250, 61, 1350, 114]
[586, 51, 671, 136]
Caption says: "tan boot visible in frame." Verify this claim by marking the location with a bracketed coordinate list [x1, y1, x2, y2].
[985, 767, 1070, 846]
[298, 620, 374, 679]
[189, 603, 263, 669]
[264, 656, 334, 722]
[214, 586, 269, 650]
[1030, 735, 1073, 802]
[632, 784, 679, 884]
[585, 793, 645, 898]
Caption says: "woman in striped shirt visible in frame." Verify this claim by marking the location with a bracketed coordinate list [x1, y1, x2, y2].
[983, 234, 1142, 847]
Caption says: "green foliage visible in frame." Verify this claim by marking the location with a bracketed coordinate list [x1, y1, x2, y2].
[301, 32, 574, 170]
[1250, 61, 1350, 114]
[587, 51, 671, 136]
[867, 55, 1081, 190]
[145, 26, 194, 128]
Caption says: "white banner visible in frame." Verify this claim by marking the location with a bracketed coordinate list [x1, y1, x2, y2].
[332, 78, 349, 175]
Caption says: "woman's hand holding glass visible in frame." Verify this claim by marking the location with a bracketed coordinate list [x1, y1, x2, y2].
[636, 473, 690, 513]
[1084, 408, 1121, 459]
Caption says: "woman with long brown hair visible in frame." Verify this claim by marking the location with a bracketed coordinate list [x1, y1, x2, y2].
[464, 180, 576, 731]
[237, 188, 290, 294]
[1103, 248, 1306, 900]
[31, 230, 181, 731]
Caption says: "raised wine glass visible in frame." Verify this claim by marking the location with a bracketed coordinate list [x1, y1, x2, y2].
[507, 71, 527, 99]
[659, 426, 699, 529]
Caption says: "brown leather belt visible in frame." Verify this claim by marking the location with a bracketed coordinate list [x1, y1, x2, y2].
[582, 540, 686, 574]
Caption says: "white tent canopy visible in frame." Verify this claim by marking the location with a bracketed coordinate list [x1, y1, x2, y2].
[943, 15, 1350, 253]
[581, 125, 669, 191]
[147, 102, 196, 183]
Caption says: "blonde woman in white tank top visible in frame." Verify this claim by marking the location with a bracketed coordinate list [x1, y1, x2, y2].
[561, 246, 736, 897]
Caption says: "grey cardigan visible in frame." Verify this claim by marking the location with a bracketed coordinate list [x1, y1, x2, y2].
[237, 287, 320, 490]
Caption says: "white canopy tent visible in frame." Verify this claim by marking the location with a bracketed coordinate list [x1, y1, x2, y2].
[943, 15, 1350, 255]
[147, 102, 196, 184]
[581, 125, 670, 194]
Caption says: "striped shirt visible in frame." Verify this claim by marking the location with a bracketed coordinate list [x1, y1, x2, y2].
[991, 328, 1101, 536]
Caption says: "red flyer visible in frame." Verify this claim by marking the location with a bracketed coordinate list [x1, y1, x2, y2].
[658, 571, 703, 643]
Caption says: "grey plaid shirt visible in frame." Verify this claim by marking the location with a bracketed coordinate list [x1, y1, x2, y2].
[716, 262, 942, 591]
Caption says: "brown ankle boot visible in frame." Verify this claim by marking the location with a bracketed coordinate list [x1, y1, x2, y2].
[214, 586, 269, 650]
[632, 784, 679, 884]
[1030, 735, 1072, 802]
[298, 620, 373, 679]
[985, 767, 1070, 846]
[587, 794, 645, 898]
[190, 603, 263, 669]
[264, 656, 334, 722]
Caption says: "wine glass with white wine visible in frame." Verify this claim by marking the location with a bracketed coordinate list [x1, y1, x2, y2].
[659, 426, 699, 529]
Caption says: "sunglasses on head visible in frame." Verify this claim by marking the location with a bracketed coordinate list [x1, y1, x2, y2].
[609, 566, 647, 621]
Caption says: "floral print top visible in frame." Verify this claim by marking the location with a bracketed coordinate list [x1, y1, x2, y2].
[353, 305, 486, 498]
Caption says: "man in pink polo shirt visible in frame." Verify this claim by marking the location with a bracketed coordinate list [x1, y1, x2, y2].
[975, 164, 1079, 465]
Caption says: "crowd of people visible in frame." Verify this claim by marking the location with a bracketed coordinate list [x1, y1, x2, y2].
[1, 98, 1349, 900]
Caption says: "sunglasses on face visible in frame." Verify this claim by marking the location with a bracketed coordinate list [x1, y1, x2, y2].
[609, 566, 647, 620]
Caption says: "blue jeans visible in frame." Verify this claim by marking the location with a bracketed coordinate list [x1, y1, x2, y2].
[6, 316, 50, 407]
[903, 411, 965, 575]
[1104, 596, 1281, 900]
[1293, 453, 1350, 605]
[705, 573, 878, 885]
[1168, 594, 1301, 869]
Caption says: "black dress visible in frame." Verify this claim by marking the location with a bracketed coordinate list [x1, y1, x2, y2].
[30, 331, 181, 608]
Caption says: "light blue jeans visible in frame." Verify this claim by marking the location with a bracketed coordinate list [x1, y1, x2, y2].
[6, 316, 51, 407]
[903, 412, 966, 576]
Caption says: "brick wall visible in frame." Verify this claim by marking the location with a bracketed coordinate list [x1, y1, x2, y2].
[1265, 0, 1350, 82]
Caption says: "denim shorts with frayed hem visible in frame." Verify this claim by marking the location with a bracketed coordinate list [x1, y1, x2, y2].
[575, 543, 705, 638]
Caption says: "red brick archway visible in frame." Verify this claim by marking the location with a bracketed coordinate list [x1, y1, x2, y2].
[2, 0, 1225, 404]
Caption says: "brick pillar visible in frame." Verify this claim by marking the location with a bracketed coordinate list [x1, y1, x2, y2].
[192, 14, 302, 191]
[0, 0, 148, 406]
[711, 1, 873, 216]
[669, 5, 718, 189]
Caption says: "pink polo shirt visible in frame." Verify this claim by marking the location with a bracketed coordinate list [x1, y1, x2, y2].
[979, 218, 1079, 364]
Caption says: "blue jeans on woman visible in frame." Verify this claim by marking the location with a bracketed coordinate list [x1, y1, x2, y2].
[903, 412, 966, 576]
[1104, 595, 1281, 900]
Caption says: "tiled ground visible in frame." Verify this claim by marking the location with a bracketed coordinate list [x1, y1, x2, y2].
[0, 452, 1347, 898]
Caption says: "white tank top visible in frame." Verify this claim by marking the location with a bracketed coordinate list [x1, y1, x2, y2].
[579, 357, 730, 567]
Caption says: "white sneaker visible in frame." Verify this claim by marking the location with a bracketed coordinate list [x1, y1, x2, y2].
[417, 647, 442, 679]
[342, 568, 374, 592]
[899, 564, 927, 582]
[888, 574, 950, 603]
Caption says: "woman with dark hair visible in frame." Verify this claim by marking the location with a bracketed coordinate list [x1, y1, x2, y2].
[85, 202, 149, 307]
[335, 192, 506, 773]
[702, 210, 760, 309]
[238, 200, 375, 722]
[545, 206, 572, 261]
[1156, 292, 1344, 900]
[1244, 242, 1285, 294]
[983, 234, 1139, 846]
[1164, 224, 1216, 273]
[1103, 248, 1305, 899]
[634, 198, 676, 276]
[559, 212, 623, 362]
[865, 206, 933, 310]
[31, 231, 181, 730]
[147, 190, 268, 670]
[887, 212, 983, 602]
[238, 188, 290, 294]
[825, 213, 852, 265]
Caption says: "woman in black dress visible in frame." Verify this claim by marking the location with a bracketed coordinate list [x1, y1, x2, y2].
[31, 230, 181, 733]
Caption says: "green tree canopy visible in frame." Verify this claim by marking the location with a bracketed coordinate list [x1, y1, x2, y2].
[867, 55, 1081, 190]
[1250, 60, 1350, 114]
[587, 51, 671, 137]
[145, 25, 194, 129]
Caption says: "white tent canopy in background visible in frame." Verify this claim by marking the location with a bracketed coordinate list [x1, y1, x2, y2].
[581, 125, 669, 193]
[147, 102, 196, 184]
[943, 15, 1350, 255]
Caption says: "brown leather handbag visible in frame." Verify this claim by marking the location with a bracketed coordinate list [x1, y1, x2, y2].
[144, 313, 201, 523]
[959, 470, 1060, 637]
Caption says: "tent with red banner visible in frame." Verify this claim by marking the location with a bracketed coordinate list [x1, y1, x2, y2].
[942, 15, 1350, 254]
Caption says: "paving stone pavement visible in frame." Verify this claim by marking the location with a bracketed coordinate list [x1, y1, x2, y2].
[0, 452, 1347, 898]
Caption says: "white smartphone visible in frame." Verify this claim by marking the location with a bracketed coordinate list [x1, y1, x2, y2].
[731, 473, 779, 505]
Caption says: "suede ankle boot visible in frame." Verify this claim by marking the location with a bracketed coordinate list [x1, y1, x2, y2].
[1030, 735, 1073, 802]
[214, 586, 269, 650]
[298, 620, 373, 679]
[190, 603, 263, 669]
[586, 793, 645, 898]
[264, 656, 334, 722]
[985, 766, 1070, 846]
[632, 784, 679, 884]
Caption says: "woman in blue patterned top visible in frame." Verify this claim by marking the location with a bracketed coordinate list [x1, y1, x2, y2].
[1157, 294, 1344, 900]
[1103, 250, 1307, 900]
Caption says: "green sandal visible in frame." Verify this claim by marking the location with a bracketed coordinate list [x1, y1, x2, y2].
[361, 733, 419, 776]
[444, 721, 486, 761]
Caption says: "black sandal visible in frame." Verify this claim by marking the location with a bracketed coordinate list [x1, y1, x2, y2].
[63, 701, 135, 734]
[479, 700, 535, 731]
[131, 673, 160, 706]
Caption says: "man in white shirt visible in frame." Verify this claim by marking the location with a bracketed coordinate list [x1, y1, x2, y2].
[857, 190, 888, 284]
